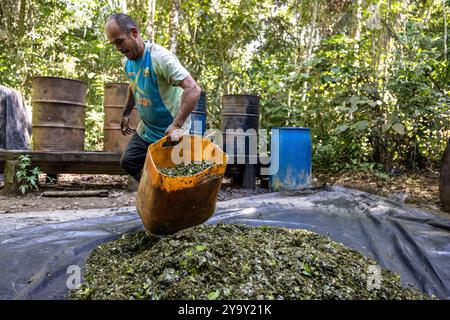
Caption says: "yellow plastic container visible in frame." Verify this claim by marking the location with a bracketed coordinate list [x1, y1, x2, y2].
[136, 135, 228, 235]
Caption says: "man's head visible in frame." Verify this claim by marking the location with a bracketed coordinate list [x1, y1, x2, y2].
[105, 13, 144, 60]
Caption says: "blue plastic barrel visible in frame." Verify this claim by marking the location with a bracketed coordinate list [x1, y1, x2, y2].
[269, 127, 312, 191]
[190, 91, 207, 136]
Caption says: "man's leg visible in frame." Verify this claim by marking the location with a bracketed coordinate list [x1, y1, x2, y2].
[120, 133, 151, 182]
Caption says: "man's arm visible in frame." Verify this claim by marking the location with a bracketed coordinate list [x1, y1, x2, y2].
[165, 75, 201, 140]
[120, 86, 136, 135]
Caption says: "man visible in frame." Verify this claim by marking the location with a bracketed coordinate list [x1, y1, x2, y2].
[105, 13, 201, 182]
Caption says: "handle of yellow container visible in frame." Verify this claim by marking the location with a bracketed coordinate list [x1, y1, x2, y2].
[161, 135, 183, 148]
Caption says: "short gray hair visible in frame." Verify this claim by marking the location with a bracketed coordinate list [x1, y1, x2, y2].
[107, 13, 139, 33]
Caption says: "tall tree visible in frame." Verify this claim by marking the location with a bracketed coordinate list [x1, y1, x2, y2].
[168, 0, 180, 53]
[146, 0, 156, 41]
[354, 0, 362, 40]
[444, 0, 447, 60]
[301, 0, 320, 102]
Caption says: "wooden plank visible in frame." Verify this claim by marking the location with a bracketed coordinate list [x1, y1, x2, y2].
[0, 150, 122, 163]
[0, 150, 268, 176]
[0, 161, 125, 175]
[0, 150, 125, 175]
[27, 162, 126, 175]
[41, 190, 109, 197]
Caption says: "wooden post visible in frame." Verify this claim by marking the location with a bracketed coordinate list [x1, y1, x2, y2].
[243, 164, 256, 190]
[3, 160, 20, 195]
[231, 165, 244, 186]
[440, 139, 450, 211]
[260, 177, 270, 189]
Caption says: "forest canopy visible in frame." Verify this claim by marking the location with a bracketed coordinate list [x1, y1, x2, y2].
[1, 0, 449, 173]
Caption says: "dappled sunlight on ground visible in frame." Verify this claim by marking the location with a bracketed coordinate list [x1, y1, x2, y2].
[317, 169, 444, 215]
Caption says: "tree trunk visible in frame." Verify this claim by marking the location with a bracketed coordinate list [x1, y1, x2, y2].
[168, 0, 180, 53]
[1, 0, 18, 40]
[17, 0, 26, 39]
[301, 0, 319, 102]
[146, 0, 156, 41]
[440, 139, 450, 211]
[444, 0, 447, 59]
[354, 0, 362, 41]
[2, 160, 20, 195]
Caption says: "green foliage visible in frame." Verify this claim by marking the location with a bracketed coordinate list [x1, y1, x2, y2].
[0, 0, 123, 151]
[374, 171, 391, 182]
[15, 155, 41, 195]
[70, 224, 430, 300]
[45, 175, 57, 184]
[1, 0, 449, 171]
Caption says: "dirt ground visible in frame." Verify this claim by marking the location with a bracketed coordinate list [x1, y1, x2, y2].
[0, 169, 448, 217]
[0, 174, 269, 214]
[317, 169, 446, 215]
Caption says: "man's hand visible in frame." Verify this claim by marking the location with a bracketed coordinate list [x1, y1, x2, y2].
[168, 75, 200, 140]
[165, 122, 185, 141]
[120, 116, 134, 136]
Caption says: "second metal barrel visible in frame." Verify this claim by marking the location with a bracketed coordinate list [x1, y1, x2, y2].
[221, 94, 260, 163]
[221, 94, 259, 132]
[31, 76, 87, 151]
[103, 83, 140, 152]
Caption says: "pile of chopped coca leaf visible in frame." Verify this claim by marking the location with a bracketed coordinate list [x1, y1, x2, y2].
[70, 224, 432, 300]
[159, 161, 214, 176]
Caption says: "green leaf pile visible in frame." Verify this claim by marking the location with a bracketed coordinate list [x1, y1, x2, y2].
[158, 161, 214, 177]
[70, 224, 432, 300]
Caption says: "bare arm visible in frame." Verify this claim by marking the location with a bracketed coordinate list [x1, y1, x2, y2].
[174, 75, 201, 127]
[120, 86, 136, 135]
[122, 86, 135, 117]
[165, 75, 201, 139]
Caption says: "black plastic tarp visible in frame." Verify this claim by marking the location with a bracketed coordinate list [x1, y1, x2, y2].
[1, 187, 449, 300]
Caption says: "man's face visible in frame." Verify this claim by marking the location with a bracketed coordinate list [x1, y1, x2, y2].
[106, 21, 142, 60]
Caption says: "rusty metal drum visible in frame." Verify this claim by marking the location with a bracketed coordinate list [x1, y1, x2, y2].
[31, 76, 87, 151]
[221, 94, 260, 132]
[103, 83, 140, 152]
[221, 94, 260, 163]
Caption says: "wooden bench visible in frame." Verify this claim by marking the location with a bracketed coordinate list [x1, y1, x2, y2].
[0, 150, 128, 194]
[0, 150, 271, 194]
